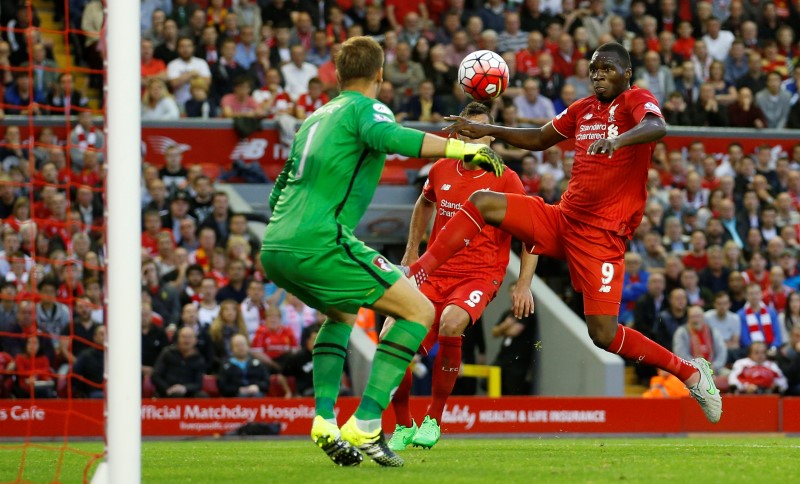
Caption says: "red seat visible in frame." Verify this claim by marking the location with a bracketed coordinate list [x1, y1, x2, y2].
[203, 375, 220, 397]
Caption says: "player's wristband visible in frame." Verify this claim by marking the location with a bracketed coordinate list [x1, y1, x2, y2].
[444, 138, 466, 160]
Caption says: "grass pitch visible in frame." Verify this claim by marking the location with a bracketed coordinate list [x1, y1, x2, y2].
[0, 437, 797, 483]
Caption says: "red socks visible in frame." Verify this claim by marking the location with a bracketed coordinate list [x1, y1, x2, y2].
[607, 324, 697, 382]
[412, 201, 485, 279]
[391, 369, 413, 428]
[426, 336, 462, 423]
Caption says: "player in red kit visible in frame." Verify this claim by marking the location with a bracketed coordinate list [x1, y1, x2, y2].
[407, 43, 722, 423]
[385, 103, 537, 451]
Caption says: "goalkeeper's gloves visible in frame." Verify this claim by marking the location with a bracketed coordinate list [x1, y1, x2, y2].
[445, 139, 505, 177]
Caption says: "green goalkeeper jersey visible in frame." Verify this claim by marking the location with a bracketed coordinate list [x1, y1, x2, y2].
[262, 90, 426, 252]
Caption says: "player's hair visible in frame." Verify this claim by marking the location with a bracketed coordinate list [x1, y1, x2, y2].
[335, 36, 384, 88]
[595, 42, 631, 69]
[459, 102, 494, 123]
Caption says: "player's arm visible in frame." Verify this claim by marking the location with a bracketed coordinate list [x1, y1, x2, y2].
[586, 113, 666, 157]
[512, 248, 538, 318]
[360, 109, 505, 176]
[402, 194, 435, 266]
[444, 116, 566, 152]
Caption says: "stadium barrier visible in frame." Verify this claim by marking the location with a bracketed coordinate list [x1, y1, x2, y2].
[0, 396, 793, 438]
[6, 117, 800, 185]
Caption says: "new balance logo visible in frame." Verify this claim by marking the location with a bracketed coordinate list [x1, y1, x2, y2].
[442, 184, 451, 190]
[598, 285, 611, 293]
[583, 113, 593, 120]
[464, 239, 470, 246]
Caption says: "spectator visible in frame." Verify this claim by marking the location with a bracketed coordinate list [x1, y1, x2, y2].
[701, 16, 734, 61]
[280, 45, 318, 101]
[582, 0, 612, 49]
[641, 231, 667, 270]
[216, 259, 249, 304]
[306, 30, 330, 68]
[735, 51, 766, 94]
[683, 230, 709, 272]
[142, 257, 180, 326]
[443, 30, 475, 69]
[755, 72, 792, 130]
[498, 11, 528, 54]
[783, 64, 800, 106]
[168, 36, 212, 106]
[71, 324, 105, 398]
[211, 38, 248, 101]
[705, 291, 742, 355]
[634, 51, 673, 107]
[35, 278, 70, 338]
[195, 276, 221, 327]
[69, 112, 105, 171]
[22, 42, 59, 96]
[142, 5, 168, 41]
[682, 267, 714, 310]
[491, 282, 537, 395]
[707, 60, 738, 106]
[152, 326, 207, 397]
[141, 300, 169, 371]
[400, 79, 444, 123]
[234, 26, 257, 69]
[780, 292, 800, 341]
[673, 305, 728, 376]
[4, 73, 45, 116]
[619, 252, 648, 325]
[699, 246, 731, 294]
[57, 297, 97, 367]
[384, 41, 425, 105]
[514, 78, 555, 127]
[170, 0, 198, 29]
[252, 305, 297, 372]
[743, 251, 770, 290]
[180, 9, 207, 44]
[777, 326, 800, 396]
[718, 37, 746, 82]
[155, 19, 180, 64]
[688, 83, 728, 127]
[279, 323, 320, 397]
[294, 78, 330, 120]
[217, 334, 270, 397]
[220, 76, 262, 118]
[196, 25, 219, 66]
[10, 335, 55, 398]
[674, 60, 701, 106]
[729, 341, 788, 394]
[739, 282, 782, 351]
[655, 288, 689, 351]
[141, 78, 181, 120]
[240, 279, 268, 340]
[252, 68, 293, 119]
[764, 265, 792, 314]
[184, 78, 218, 118]
[209, 299, 248, 364]
[141, 38, 167, 87]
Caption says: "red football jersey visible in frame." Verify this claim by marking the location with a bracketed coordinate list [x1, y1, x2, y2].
[422, 159, 526, 282]
[252, 325, 298, 360]
[551, 86, 664, 238]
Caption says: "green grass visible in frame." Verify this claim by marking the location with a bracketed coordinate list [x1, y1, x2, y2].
[0, 437, 797, 483]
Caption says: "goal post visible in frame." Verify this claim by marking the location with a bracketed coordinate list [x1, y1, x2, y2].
[100, 0, 142, 482]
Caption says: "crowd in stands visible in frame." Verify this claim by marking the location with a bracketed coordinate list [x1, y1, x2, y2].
[137, 0, 800, 126]
[4, 0, 800, 399]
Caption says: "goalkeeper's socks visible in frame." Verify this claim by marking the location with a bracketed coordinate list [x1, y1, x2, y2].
[426, 335, 462, 422]
[607, 324, 696, 381]
[355, 320, 428, 422]
[411, 200, 485, 281]
[391, 369, 414, 428]
[313, 319, 352, 420]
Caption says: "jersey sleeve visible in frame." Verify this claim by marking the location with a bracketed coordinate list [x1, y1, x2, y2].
[550, 102, 578, 139]
[502, 169, 527, 196]
[357, 100, 426, 157]
[628, 88, 664, 122]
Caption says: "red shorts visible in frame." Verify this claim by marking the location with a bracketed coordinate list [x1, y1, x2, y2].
[500, 194, 626, 316]
[417, 275, 499, 355]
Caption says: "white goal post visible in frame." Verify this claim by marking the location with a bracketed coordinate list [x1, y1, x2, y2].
[95, 0, 143, 482]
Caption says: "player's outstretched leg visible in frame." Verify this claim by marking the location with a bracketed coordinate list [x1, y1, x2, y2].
[590, 317, 722, 423]
[409, 192, 511, 286]
[310, 415, 363, 466]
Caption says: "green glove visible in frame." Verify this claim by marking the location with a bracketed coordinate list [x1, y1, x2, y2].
[445, 139, 505, 177]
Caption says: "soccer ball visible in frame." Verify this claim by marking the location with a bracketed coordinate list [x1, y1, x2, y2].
[458, 50, 509, 101]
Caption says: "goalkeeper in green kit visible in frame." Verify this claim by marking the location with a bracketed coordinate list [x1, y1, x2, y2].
[261, 36, 503, 468]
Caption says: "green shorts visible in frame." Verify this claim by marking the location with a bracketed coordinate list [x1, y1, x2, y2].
[260, 238, 403, 315]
